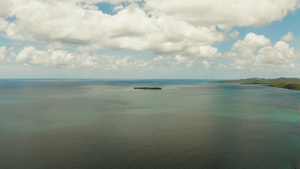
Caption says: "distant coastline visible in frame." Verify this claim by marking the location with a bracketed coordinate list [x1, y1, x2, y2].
[211, 77, 300, 91]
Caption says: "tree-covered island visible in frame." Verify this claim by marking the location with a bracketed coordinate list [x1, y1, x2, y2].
[211, 77, 300, 91]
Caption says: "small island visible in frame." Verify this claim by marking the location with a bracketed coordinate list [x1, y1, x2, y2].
[211, 77, 300, 91]
[134, 87, 162, 90]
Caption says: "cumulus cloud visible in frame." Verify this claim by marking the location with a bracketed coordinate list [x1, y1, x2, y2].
[0, 46, 6, 62]
[231, 32, 271, 58]
[229, 30, 240, 39]
[257, 41, 296, 66]
[174, 55, 196, 67]
[145, 0, 299, 31]
[0, 0, 299, 75]
[0, 1, 12, 16]
[14, 45, 219, 72]
[15, 46, 152, 71]
[0, 18, 8, 31]
[1, 0, 226, 57]
[153, 55, 164, 61]
[281, 32, 295, 42]
[3, 0, 296, 57]
[184, 45, 221, 58]
[82, 0, 142, 5]
[202, 60, 211, 69]
[16, 46, 92, 68]
[232, 33, 271, 50]
[229, 33, 297, 71]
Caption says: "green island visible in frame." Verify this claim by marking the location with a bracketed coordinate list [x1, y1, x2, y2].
[211, 77, 300, 91]
[134, 87, 162, 90]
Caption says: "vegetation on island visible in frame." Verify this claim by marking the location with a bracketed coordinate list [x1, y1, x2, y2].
[134, 87, 162, 90]
[211, 77, 300, 91]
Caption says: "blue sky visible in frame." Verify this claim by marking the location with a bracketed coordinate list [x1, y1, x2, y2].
[0, 0, 299, 79]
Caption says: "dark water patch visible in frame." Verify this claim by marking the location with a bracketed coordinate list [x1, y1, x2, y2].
[0, 113, 299, 169]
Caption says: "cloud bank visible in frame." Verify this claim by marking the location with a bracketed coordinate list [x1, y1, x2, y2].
[229, 33, 297, 71]
[0, 0, 299, 77]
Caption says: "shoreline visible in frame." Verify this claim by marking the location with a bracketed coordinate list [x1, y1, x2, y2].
[211, 77, 300, 91]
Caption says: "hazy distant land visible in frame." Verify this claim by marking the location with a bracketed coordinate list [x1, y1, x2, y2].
[212, 77, 300, 91]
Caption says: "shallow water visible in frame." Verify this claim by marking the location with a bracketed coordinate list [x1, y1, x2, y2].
[0, 79, 299, 169]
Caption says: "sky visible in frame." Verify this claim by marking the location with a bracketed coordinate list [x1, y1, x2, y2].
[0, 0, 300, 79]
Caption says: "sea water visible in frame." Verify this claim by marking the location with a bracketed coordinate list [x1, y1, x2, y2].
[0, 79, 299, 169]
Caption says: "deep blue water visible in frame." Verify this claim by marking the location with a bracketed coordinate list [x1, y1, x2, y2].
[0, 79, 299, 169]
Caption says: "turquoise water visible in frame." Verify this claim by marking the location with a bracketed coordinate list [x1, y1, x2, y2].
[0, 79, 299, 169]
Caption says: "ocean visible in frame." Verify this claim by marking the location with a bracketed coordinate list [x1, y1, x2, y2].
[0, 79, 299, 169]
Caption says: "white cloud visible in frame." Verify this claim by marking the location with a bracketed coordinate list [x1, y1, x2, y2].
[0, 1, 12, 16]
[0, 46, 6, 62]
[281, 32, 295, 42]
[153, 55, 164, 61]
[229, 30, 240, 39]
[233, 33, 271, 49]
[1, 0, 226, 57]
[0, 0, 299, 77]
[12, 45, 216, 72]
[145, 0, 299, 31]
[229, 33, 298, 71]
[0, 18, 8, 32]
[184, 45, 221, 58]
[174, 55, 197, 67]
[232, 33, 271, 57]
[257, 41, 296, 66]
[202, 60, 211, 69]
[83, 0, 142, 5]
[15, 46, 153, 71]
[113, 4, 125, 12]
[16, 46, 84, 68]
